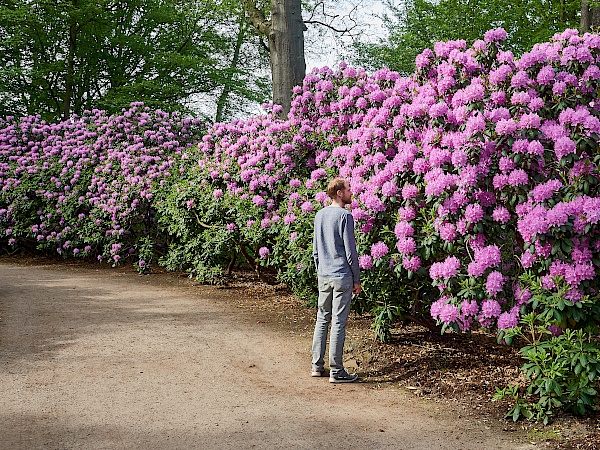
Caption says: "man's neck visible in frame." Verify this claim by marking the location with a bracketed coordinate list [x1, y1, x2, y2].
[331, 199, 346, 208]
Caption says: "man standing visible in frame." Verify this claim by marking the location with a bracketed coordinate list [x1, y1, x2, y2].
[311, 177, 361, 383]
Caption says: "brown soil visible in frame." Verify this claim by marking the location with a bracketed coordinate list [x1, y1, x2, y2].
[0, 257, 597, 449]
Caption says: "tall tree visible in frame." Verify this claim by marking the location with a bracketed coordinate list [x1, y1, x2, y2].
[0, 0, 270, 121]
[353, 0, 581, 75]
[580, 0, 600, 31]
[241, 0, 360, 116]
[242, 0, 306, 117]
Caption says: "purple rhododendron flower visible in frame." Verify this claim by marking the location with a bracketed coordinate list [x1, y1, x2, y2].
[359, 254, 373, 270]
[402, 255, 421, 271]
[461, 299, 479, 316]
[497, 310, 519, 329]
[252, 195, 265, 206]
[439, 304, 460, 323]
[486, 271, 505, 296]
[396, 237, 416, 254]
[371, 241, 389, 259]
[430, 256, 460, 280]
[394, 221, 414, 239]
[401, 184, 419, 199]
[492, 206, 510, 223]
[480, 299, 501, 318]
[464, 204, 484, 223]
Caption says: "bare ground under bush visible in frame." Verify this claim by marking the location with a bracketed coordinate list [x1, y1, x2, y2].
[0, 258, 596, 449]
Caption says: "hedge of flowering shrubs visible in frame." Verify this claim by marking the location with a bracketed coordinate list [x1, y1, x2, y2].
[1, 29, 600, 421]
[0, 103, 204, 267]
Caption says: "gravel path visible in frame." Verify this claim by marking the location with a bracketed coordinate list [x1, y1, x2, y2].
[0, 262, 535, 449]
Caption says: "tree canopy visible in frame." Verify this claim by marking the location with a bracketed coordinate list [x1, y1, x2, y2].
[0, 0, 271, 121]
[353, 0, 581, 75]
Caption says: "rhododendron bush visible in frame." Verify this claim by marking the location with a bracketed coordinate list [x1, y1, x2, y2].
[158, 28, 600, 420]
[0, 104, 204, 266]
[1, 29, 600, 420]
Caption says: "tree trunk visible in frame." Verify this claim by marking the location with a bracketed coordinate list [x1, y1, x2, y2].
[242, 0, 306, 117]
[63, 0, 78, 120]
[581, 0, 600, 32]
[269, 0, 306, 117]
[215, 15, 246, 123]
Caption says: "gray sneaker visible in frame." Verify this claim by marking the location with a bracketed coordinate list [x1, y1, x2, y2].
[329, 369, 358, 383]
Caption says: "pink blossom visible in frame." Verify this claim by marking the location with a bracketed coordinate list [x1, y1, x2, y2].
[430, 256, 460, 280]
[461, 299, 479, 316]
[497, 310, 519, 329]
[401, 184, 419, 199]
[252, 195, 265, 206]
[439, 304, 460, 323]
[402, 255, 421, 271]
[520, 251, 536, 268]
[464, 204, 484, 223]
[486, 271, 505, 296]
[438, 223, 458, 242]
[396, 237, 416, 254]
[479, 299, 501, 318]
[371, 241, 389, 259]
[394, 221, 414, 239]
[554, 136, 576, 159]
[492, 206, 510, 223]
[359, 254, 373, 269]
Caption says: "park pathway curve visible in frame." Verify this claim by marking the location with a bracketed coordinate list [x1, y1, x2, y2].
[0, 261, 535, 450]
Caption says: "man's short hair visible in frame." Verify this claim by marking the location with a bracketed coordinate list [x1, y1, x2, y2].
[327, 177, 347, 199]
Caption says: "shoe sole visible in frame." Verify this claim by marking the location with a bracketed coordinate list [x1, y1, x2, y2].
[329, 376, 358, 383]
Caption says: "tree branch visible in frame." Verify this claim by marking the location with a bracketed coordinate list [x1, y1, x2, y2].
[303, 19, 355, 34]
[241, 0, 272, 36]
[303, 1, 359, 36]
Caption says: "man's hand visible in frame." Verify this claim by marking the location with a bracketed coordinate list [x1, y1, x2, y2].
[352, 283, 362, 295]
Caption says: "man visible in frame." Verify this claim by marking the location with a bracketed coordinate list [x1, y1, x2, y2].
[311, 177, 361, 383]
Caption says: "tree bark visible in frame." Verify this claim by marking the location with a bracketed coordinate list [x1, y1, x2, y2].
[581, 0, 600, 32]
[63, 0, 78, 120]
[242, 0, 306, 117]
[269, 0, 306, 116]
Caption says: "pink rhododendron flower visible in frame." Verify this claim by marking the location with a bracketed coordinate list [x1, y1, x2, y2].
[402, 255, 421, 271]
[359, 254, 373, 269]
[371, 241, 389, 259]
[396, 237, 416, 254]
[486, 271, 505, 296]
[492, 206, 510, 223]
[430, 256, 460, 280]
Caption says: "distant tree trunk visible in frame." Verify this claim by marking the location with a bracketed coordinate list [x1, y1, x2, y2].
[269, 0, 306, 116]
[242, 0, 306, 117]
[581, 0, 600, 32]
[63, 0, 78, 120]
[215, 16, 246, 123]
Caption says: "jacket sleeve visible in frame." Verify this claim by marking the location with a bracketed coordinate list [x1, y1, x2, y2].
[312, 220, 319, 272]
[342, 213, 360, 284]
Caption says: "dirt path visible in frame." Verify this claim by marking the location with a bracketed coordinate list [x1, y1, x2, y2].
[0, 262, 535, 450]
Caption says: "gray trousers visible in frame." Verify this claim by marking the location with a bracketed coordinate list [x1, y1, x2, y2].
[311, 275, 353, 375]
